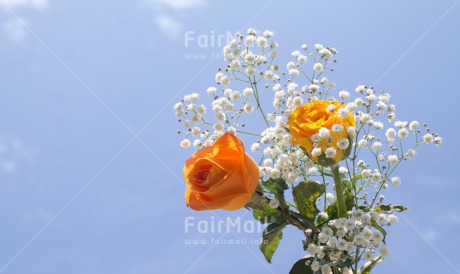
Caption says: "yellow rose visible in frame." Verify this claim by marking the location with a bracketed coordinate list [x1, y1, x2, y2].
[183, 133, 260, 211]
[287, 100, 356, 165]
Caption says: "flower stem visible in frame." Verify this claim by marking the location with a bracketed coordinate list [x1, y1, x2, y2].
[331, 164, 347, 218]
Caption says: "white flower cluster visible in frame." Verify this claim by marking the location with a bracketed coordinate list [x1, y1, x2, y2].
[175, 28, 442, 190]
[175, 28, 281, 149]
[305, 209, 397, 273]
[174, 28, 443, 272]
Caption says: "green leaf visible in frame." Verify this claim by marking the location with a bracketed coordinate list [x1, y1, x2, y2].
[375, 204, 409, 214]
[252, 203, 280, 223]
[289, 258, 314, 274]
[292, 181, 325, 222]
[263, 178, 289, 210]
[264, 178, 288, 193]
[358, 255, 383, 274]
[263, 219, 288, 235]
[351, 174, 363, 183]
[260, 223, 286, 263]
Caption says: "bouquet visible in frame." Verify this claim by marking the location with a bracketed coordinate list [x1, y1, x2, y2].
[174, 28, 441, 273]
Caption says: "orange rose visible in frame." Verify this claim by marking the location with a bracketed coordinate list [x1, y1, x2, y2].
[287, 100, 355, 165]
[183, 132, 260, 211]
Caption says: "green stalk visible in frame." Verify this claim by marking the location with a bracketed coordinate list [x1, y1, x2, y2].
[331, 164, 346, 218]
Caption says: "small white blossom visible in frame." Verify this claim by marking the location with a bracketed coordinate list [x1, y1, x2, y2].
[308, 167, 318, 175]
[339, 90, 350, 100]
[406, 149, 416, 158]
[289, 69, 299, 76]
[391, 176, 401, 186]
[373, 142, 382, 151]
[318, 127, 330, 138]
[312, 148, 322, 157]
[269, 199, 280, 209]
[263, 158, 273, 167]
[373, 121, 384, 130]
[180, 139, 191, 148]
[371, 171, 382, 183]
[380, 245, 390, 257]
[386, 128, 396, 139]
[361, 169, 371, 178]
[423, 134, 433, 144]
[337, 138, 350, 149]
[291, 50, 301, 57]
[434, 136, 442, 147]
[314, 44, 324, 51]
[363, 250, 374, 261]
[398, 128, 409, 138]
[286, 171, 297, 183]
[332, 124, 343, 132]
[270, 168, 281, 179]
[244, 103, 254, 113]
[313, 63, 324, 72]
[387, 155, 399, 165]
[325, 147, 337, 158]
[409, 121, 419, 131]
[319, 48, 333, 59]
[337, 108, 349, 118]
[388, 214, 398, 224]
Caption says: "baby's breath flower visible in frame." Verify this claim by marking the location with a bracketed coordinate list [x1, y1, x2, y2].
[318, 127, 330, 138]
[373, 142, 382, 151]
[388, 214, 398, 224]
[371, 171, 382, 183]
[313, 63, 324, 72]
[332, 124, 343, 133]
[406, 149, 416, 158]
[386, 128, 396, 139]
[270, 168, 281, 179]
[325, 147, 337, 158]
[289, 69, 299, 76]
[391, 176, 401, 186]
[409, 121, 419, 131]
[423, 134, 433, 144]
[244, 103, 254, 113]
[243, 88, 253, 97]
[380, 245, 390, 257]
[339, 90, 350, 100]
[337, 138, 349, 150]
[312, 147, 322, 157]
[180, 139, 191, 148]
[398, 128, 409, 138]
[269, 199, 279, 209]
[434, 136, 442, 147]
[387, 155, 399, 165]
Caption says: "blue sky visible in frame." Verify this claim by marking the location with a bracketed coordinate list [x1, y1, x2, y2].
[0, 0, 459, 273]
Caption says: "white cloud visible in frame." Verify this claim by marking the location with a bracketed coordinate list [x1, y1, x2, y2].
[0, 0, 47, 42]
[0, 0, 47, 10]
[155, 15, 182, 39]
[145, 0, 205, 39]
[3, 17, 29, 43]
[147, 0, 204, 9]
